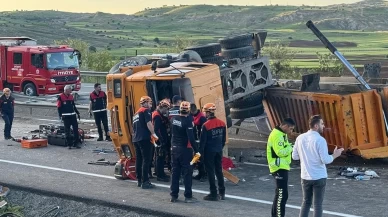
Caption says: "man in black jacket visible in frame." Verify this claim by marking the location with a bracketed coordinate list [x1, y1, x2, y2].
[200, 103, 227, 201]
[57, 85, 81, 149]
[0, 88, 15, 140]
[88, 83, 111, 141]
[170, 101, 200, 203]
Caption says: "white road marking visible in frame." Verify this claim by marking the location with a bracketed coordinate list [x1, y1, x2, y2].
[0, 159, 362, 217]
[228, 137, 267, 143]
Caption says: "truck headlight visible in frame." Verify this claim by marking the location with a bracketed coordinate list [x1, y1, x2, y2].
[50, 79, 56, 83]
[76, 76, 80, 81]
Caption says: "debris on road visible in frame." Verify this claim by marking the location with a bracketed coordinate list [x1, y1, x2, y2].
[338, 167, 380, 180]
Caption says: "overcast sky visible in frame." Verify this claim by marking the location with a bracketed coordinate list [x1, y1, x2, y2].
[1, 0, 365, 14]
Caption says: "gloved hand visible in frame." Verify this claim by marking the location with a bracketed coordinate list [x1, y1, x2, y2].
[151, 133, 159, 141]
[77, 113, 81, 120]
[190, 152, 201, 165]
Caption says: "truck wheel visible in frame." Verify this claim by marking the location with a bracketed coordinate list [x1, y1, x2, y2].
[185, 43, 221, 58]
[218, 34, 253, 50]
[178, 50, 203, 63]
[109, 56, 148, 74]
[227, 116, 233, 128]
[229, 91, 264, 109]
[230, 104, 264, 119]
[202, 56, 224, 66]
[221, 46, 255, 60]
[23, 83, 37, 96]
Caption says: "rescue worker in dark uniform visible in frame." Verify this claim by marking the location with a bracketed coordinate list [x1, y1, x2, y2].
[170, 101, 200, 203]
[132, 96, 157, 189]
[167, 95, 182, 172]
[0, 88, 15, 140]
[57, 85, 81, 149]
[190, 103, 208, 182]
[200, 103, 227, 201]
[88, 83, 111, 141]
[152, 99, 171, 182]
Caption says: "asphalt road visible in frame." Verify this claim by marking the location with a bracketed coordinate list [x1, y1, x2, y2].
[0, 117, 385, 217]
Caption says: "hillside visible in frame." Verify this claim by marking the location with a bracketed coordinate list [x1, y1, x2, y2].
[0, 0, 388, 57]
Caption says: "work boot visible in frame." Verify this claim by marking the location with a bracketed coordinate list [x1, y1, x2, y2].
[203, 194, 219, 201]
[141, 182, 155, 189]
[97, 137, 103, 141]
[105, 136, 112, 141]
[157, 176, 169, 182]
[193, 174, 201, 180]
[137, 182, 141, 187]
[68, 146, 72, 149]
[170, 197, 178, 203]
[219, 190, 225, 200]
[184, 197, 198, 203]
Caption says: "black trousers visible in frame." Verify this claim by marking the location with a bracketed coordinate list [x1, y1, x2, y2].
[63, 115, 79, 147]
[134, 140, 152, 184]
[156, 146, 167, 177]
[204, 151, 225, 195]
[170, 146, 193, 199]
[2, 112, 13, 138]
[93, 110, 109, 138]
[197, 156, 207, 178]
[271, 169, 289, 217]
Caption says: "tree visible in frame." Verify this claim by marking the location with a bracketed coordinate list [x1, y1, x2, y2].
[54, 39, 115, 71]
[262, 41, 300, 79]
[316, 52, 344, 76]
[154, 35, 196, 53]
[153, 37, 160, 44]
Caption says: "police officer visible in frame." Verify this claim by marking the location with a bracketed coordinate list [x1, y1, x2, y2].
[0, 88, 15, 140]
[200, 103, 226, 201]
[132, 96, 158, 189]
[190, 103, 207, 182]
[152, 99, 171, 182]
[88, 83, 111, 141]
[170, 101, 200, 203]
[266, 118, 295, 217]
[57, 85, 81, 149]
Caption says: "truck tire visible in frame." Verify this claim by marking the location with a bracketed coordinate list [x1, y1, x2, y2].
[178, 50, 203, 63]
[227, 116, 232, 128]
[23, 83, 37, 96]
[109, 56, 148, 74]
[218, 34, 253, 50]
[221, 46, 255, 60]
[229, 91, 264, 109]
[202, 56, 223, 66]
[185, 43, 221, 58]
[230, 104, 264, 119]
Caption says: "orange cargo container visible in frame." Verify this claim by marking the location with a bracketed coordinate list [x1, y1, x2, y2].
[263, 85, 388, 159]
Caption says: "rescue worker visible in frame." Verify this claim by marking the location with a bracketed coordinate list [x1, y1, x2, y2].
[0, 88, 15, 140]
[57, 85, 81, 149]
[191, 103, 207, 182]
[170, 101, 200, 203]
[132, 96, 158, 189]
[200, 103, 226, 201]
[168, 95, 182, 120]
[152, 99, 171, 182]
[88, 83, 111, 141]
[266, 118, 296, 217]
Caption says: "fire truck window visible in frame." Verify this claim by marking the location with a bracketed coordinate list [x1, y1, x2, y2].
[31, 54, 44, 68]
[13, 53, 22, 65]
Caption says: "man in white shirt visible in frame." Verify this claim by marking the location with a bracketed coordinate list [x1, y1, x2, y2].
[292, 115, 343, 217]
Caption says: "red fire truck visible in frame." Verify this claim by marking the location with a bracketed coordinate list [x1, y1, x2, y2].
[0, 37, 82, 96]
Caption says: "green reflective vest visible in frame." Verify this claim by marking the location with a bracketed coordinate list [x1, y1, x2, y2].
[266, 127, 293, 173]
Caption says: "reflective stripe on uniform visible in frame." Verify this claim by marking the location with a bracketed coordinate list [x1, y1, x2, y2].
[62, 112, 76, 116]
[92, 109, 107, 113]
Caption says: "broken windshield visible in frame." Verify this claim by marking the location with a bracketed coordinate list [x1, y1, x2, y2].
[46, 52, 79, 70]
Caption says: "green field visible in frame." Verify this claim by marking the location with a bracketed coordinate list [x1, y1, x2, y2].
[0, 0, 388, 71]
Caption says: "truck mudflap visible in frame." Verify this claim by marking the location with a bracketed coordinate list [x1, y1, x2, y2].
[263, 87, 388, 159]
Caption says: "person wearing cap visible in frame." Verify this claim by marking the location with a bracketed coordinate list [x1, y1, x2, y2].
[57, 85, 81, 149]
[0, 88, 15, 140]
[133, 96, 158, 189]
[152, 99, 171, 182]
[170, 101, 200, 203]
[88, 83, 111, 142]
[200, 103, 227, 201]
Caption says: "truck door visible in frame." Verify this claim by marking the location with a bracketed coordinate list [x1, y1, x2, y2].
[30, 53, 44, 78]
[7, 51, 24, 83]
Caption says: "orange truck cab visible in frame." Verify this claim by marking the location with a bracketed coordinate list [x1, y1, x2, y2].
[106, 59, 227, 180]
[0, 37, 82, 96]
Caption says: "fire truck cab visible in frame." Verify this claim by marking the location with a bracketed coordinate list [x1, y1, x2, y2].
[0, 37, 82, 96]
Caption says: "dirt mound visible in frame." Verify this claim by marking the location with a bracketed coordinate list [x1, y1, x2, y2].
[289, 40, 357, 48]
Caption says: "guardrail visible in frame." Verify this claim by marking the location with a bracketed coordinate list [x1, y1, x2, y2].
[80, 71, 108, 77]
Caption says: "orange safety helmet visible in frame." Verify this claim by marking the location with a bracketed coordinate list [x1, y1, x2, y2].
[180, 101, 191, 113]
[202, 103, 216, 113]
[140, 96, 152, 104]
[159, 99, 171, 108]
